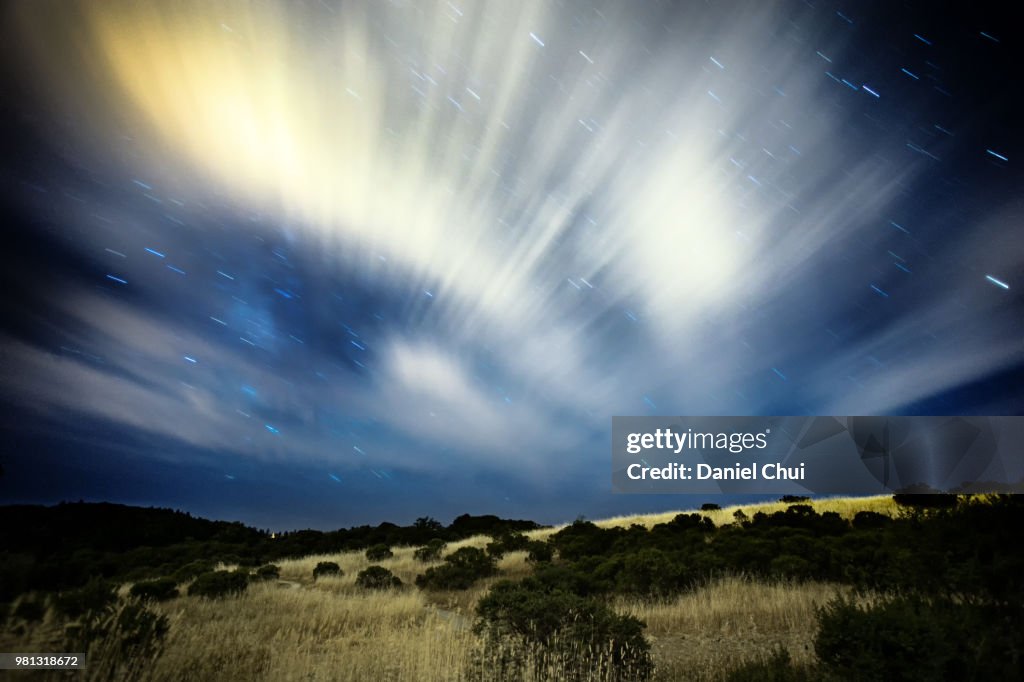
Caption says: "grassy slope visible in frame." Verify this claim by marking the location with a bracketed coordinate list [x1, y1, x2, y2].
[582, 494, 896, 531]
[5, 495, 898, 681]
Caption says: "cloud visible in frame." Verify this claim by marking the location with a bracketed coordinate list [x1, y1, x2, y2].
[0, 290, 584, 478]
[3, 0, 1021, 489]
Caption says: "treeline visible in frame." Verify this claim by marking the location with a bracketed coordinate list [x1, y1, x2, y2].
[0, 502, 539, 601]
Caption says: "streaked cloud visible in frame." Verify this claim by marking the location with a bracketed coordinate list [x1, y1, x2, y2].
[2, 0, 1020, 491]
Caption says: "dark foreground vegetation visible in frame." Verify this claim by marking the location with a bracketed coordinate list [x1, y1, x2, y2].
[580, 495, 1020, 680]
[0, 502, 539, 600]
[461, 494, 1023, 680]
[2, 495, 1022, 680]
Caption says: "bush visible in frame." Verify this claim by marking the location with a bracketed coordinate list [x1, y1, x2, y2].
[779, 495, 810, 504]
[550, 520, 613, 561]
[64, 599, 169, 680]
[525, 540, 554, 563]
[486, 532, 531, 558]
[475, 579, 652, 681]
[769, 554, 814, 580]
[12, 594, 47, 623]
[416, 565, 473, 590]
[172, 560, 215, 582]
[665, 513, 716, 532]
[129, 578, 179, 602]
[852, 510, 891, 529]
[365, 544, 394, 561]
[815, 594, 1023, 681]
[356, 566, 402, 590]
[416, 547, 497, 590]
[253, 564, 281, 581]
[188, 570, 249, 598]
[616, 548, 693, 595]
[446, 547, 497, 573]
[701, 502, 722, 511]
[313, 561, 342, 580]
[53, 577, 118, 619]
[106, 600, 170, 656]
[413, 539, 447, 562]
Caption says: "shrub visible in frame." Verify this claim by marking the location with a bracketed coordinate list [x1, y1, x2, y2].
[701, 502, 722, 511]
[172, 560, 215, 582]
[528, 562, 613, 597]
[667, 513, 715, 532]
[64, 599, 169, 680]
[525, 540, 554, 563]
[616, 548, 694, 595]
[416, 565, 472, 590]
[779, 495, 810, 504]
[416, 547, 497, 590]
[0, 552, 33, 604]
[445, 547, 497, 573]
[356, 566, 402, 590]
[217, 554, 244, 567]
[313, 561, 342, 580]
[12, 594, 47, 623]
[365, 544, 394, 561]
[475, 579, 652, 681]
[413, 539, 447, 562]
[53, 577, 118, 619]
[107, 600, 170, 656]
[129, 578, 179, 602]
[769, 554, 813, 580]
[124, 566, 160, 583]
[253, 564, 281, 581]
[815, 594, 1023, 681]
[187, 570, 249, 598]
[852, 510, 891, 529]
[486, 532, 531, 558]
[549, 520, 613, 560]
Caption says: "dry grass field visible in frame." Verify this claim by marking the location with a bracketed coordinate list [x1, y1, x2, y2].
[2, 495, 898, 681]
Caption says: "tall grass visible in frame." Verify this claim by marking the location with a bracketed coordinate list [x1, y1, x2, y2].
[616, 575, 858, 681]
[150, 583, 476, 681]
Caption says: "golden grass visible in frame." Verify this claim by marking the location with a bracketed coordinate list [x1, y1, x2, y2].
[543, 494, 897, 535]
[1, 495, 897, 681]
[616, 575, 861, 681]
[149, 582, 477, 682]
[4, 576, 853, 681]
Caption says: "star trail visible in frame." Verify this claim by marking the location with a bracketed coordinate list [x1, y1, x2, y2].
[0, 1, 1021, 529]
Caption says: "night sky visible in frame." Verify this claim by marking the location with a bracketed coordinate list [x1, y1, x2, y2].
[1, 1, 1021, 530]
